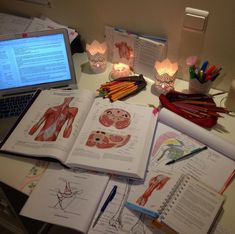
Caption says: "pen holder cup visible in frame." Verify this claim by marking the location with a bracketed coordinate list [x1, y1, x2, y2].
[188, 79, 212, 94]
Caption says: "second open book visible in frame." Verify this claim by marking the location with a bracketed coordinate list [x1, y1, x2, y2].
[0, 89, 157, 179]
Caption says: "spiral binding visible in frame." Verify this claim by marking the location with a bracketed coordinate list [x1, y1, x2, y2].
[158, 175, 191, 221]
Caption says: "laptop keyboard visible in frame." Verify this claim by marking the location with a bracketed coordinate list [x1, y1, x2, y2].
[0, 94, 33, 119]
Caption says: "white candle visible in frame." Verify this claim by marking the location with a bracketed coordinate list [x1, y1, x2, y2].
[111, 63, 131, 79]
[225, 79, 235, 111]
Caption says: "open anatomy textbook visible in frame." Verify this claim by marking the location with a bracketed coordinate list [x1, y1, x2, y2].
[0, 89, 157, 179]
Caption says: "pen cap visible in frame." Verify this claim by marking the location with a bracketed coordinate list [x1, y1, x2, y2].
[225, 79, 235, 112]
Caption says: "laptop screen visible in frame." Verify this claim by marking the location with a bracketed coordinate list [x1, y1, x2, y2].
[0, 29, 76, 93]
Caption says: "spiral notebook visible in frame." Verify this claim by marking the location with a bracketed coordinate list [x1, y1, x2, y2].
[126, 169, 225, 234]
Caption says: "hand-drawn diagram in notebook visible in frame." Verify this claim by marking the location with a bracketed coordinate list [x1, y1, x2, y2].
[29, 97, 78, 141]
[52, 179, 83, 212]
[88, 177, 164, 234]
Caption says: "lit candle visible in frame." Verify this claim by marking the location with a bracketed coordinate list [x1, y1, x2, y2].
[154, 58, 178, 94]
[111, 63, 131, 80]
[86, 40, 107, 73]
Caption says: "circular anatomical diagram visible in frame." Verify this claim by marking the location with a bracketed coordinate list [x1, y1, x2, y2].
[86, 130, 131, 149]
[99, 108, 131, 129]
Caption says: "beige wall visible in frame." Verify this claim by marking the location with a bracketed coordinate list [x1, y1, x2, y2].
[0, 0, 234, 91]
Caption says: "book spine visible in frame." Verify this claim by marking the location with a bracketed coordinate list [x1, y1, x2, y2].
[158, 175, 189, 220]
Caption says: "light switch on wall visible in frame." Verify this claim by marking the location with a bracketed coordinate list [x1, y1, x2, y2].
[183, 7, 209, 32]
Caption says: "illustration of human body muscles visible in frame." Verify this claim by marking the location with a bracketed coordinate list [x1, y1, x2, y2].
[29, 97, 78, 141]
[126, 169, 182, 218]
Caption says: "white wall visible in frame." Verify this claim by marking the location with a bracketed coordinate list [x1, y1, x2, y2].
[0, 0, 234, 90]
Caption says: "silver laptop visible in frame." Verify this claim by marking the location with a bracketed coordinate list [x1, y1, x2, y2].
[0, 28, 77, 142]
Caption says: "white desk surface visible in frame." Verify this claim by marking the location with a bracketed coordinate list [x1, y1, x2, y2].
[0, 53, 234, 232]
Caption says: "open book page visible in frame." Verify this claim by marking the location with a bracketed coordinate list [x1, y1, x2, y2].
[105, 26, 136, 68]
[158, 108, 235, 160]
[134, 37, 167, 80]
[20, 163, 110, 234]
[112, 29, 136, 68]
[104, 25, 167, 78]
[157, 175, 225, 234]
[88, 177, 166, 234]
[151, 109, 235, 193]
[126, 169, 182, 218]
[1, 89, 95, 163]
[66, 98, 157, 179]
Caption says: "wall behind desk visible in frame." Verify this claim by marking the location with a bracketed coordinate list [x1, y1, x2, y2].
[0, 0, 234, 91]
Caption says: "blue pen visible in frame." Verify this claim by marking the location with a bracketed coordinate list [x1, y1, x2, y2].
[92, 185, 117, 228]
[200, 60, 209, 72]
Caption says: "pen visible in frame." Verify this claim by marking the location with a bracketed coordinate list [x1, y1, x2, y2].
[92, 185, 117, 228]
[165, 146, 208, 165]
[200, 60, 209, 72]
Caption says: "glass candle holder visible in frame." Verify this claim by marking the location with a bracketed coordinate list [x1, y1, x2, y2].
[111, 63, 131, 80]
[86, 40, 107, 73]
[154, 59, 178, 94]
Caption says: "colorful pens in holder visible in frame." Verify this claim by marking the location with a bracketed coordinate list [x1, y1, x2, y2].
[188, 60, 222, 84]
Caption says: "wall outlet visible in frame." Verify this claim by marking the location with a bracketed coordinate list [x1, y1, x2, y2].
[183, 7, 209, 32]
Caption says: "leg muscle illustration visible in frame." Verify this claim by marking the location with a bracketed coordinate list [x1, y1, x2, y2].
[115, 42, 133, 61]
[136, 175, 170, 206]
[28, 97, 78, 141]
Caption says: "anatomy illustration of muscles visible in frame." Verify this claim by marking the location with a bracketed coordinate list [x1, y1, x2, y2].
[115, 41, 133, 61]
[86, 130, 130, 149]
[136, 174, 170, 206]
[28, 97, 78, 141]
[99, 108, 131, 129]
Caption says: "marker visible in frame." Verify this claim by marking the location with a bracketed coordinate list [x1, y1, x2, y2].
[189, 66, 195, 79]
[92, 185, 117, 228]
[165, 146, 208, 165]
[200, 60, 209, 72]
